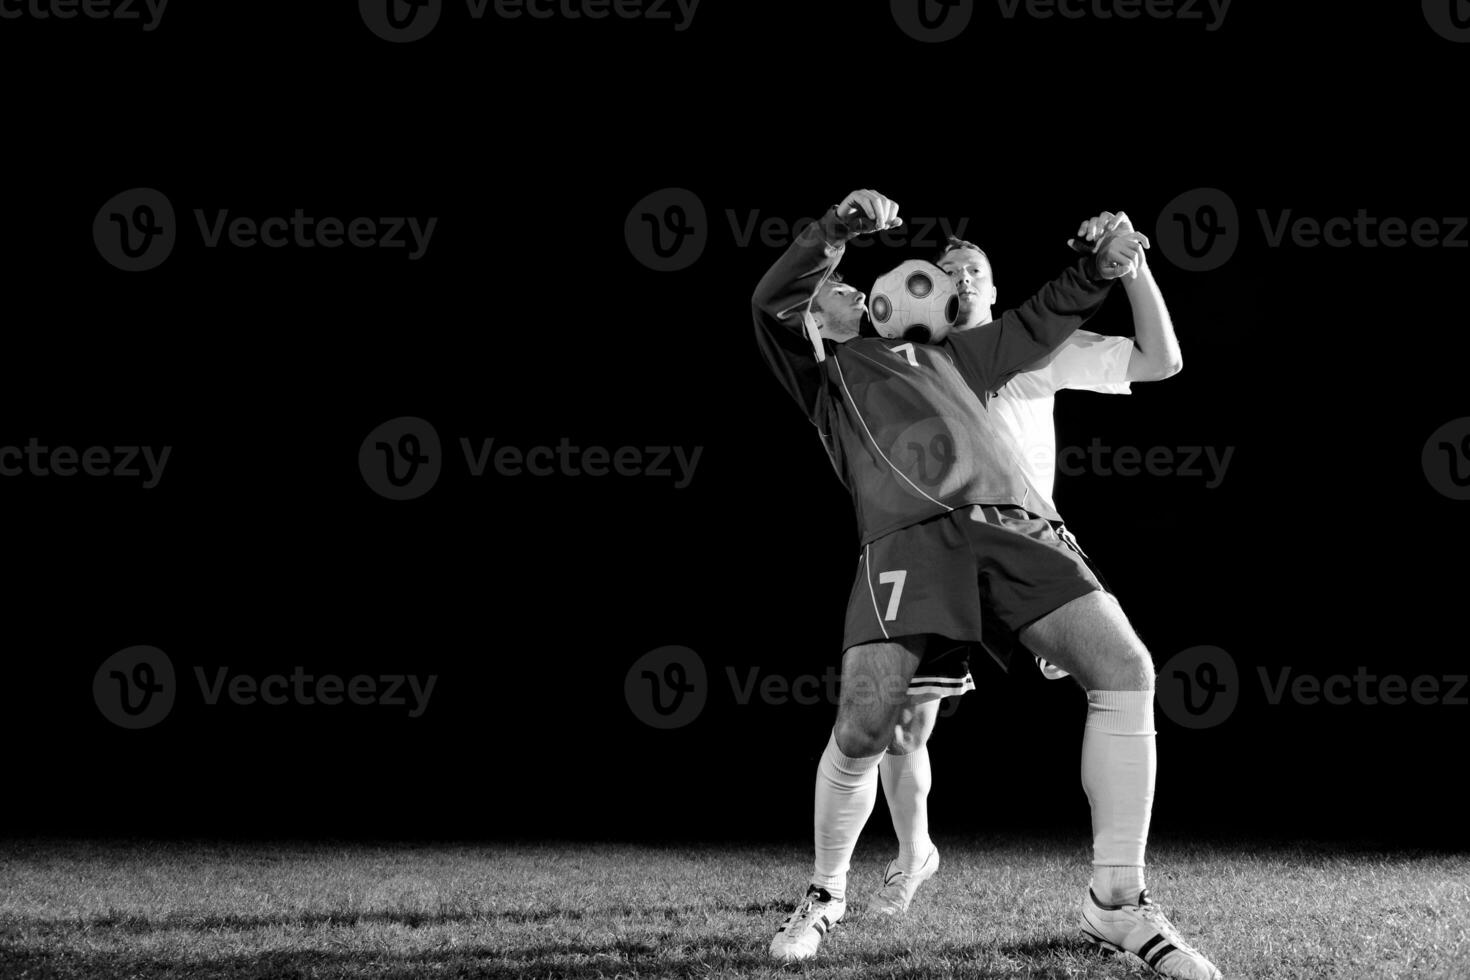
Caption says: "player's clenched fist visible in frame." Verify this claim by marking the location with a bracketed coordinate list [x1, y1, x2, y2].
[1095, 231, 1149, 279]
[1077, 211, 1145, 245]
[1076, 211, 1150, 280]
[836, 189, 903, 233]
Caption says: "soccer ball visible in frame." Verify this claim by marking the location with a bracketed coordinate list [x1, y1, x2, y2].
[868, 260, 960, 340]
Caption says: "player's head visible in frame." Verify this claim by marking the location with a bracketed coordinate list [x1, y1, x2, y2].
[936, 237, 996, 329]
[809, 272, 866, 343]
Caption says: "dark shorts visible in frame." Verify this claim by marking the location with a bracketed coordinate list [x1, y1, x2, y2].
[842, 504, 1108, 694]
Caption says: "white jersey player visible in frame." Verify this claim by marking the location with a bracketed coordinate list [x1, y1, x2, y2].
[866, 215, 1210, 980]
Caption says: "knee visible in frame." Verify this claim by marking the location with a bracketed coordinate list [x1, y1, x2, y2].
[833, 716, 890, 759]
[1092, 643, 1154, 692]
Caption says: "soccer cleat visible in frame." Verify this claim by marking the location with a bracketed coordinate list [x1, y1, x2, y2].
[1080, 888, 1222, 979]
[768, 884, 845, 962]
[869, 846, 940, 916]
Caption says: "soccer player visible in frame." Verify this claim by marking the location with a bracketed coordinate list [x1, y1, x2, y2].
[871, 216, 1184, 923]
[756, 188, 1126, 942]
[755, 192, 1219, 979]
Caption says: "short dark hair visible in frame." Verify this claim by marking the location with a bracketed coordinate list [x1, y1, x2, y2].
[935, 237, 990, 274]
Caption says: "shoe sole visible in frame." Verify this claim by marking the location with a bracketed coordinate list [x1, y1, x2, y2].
[1080, 928, 1220, 980]
[1080, 927, 1125, 956]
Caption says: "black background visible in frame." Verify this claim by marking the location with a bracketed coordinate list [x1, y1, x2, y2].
[2, 1, 1465, 845]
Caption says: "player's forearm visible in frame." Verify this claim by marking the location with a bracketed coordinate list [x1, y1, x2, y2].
[1123, 264, 1182, 378]
[751, 207, 856, 329]
[992, 259, 1114, 378]
[752, 206, 855, 420]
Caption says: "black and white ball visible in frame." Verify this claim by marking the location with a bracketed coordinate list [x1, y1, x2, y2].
[868, 260, 960, 340]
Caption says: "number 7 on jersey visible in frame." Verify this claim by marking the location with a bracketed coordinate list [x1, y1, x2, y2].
[878, 569, 907, 621]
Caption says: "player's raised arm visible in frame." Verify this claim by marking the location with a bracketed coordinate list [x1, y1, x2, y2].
[1113, 216, 1182, 382]
[946, 215, 1138, 394]
[752, 189, 901, 419]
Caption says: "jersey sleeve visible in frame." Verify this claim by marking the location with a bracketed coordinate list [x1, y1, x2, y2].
[751, 206, 855, 421]
[1040, 329, 1134, 394]
[944, 257, 1114, 397]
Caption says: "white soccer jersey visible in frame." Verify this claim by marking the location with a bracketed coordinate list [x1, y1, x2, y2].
[991, 329, 1135, 511]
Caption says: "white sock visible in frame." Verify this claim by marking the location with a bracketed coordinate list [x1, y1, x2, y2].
[1081, 690, 1156, 906]
[879, 746, 933, 873]
[811, 730, 883, 901]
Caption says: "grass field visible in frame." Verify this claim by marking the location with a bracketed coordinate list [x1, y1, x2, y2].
[2, 836, 1467, 978]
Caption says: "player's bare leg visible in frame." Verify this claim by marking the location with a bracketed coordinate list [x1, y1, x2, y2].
[769, 636, 925, 962]
[1021, 591, 1220, 980]
[872, 696, 941, 916]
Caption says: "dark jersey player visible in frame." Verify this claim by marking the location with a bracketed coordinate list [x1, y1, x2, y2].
[754, 190, 1220, 980]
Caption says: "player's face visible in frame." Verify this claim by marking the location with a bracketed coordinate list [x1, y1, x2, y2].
[939, 247, 997, 329]
[813, 279, 866, 342]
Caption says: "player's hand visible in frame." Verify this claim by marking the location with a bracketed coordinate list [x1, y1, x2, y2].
[1095, 229, 1150, 280]
[1077, 211, 1143, 245]
[835, 189, 903, 234]
[1068, 212, 1150, 277]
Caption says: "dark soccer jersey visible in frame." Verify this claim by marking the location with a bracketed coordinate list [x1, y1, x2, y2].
[753, 207, 1114, 546]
